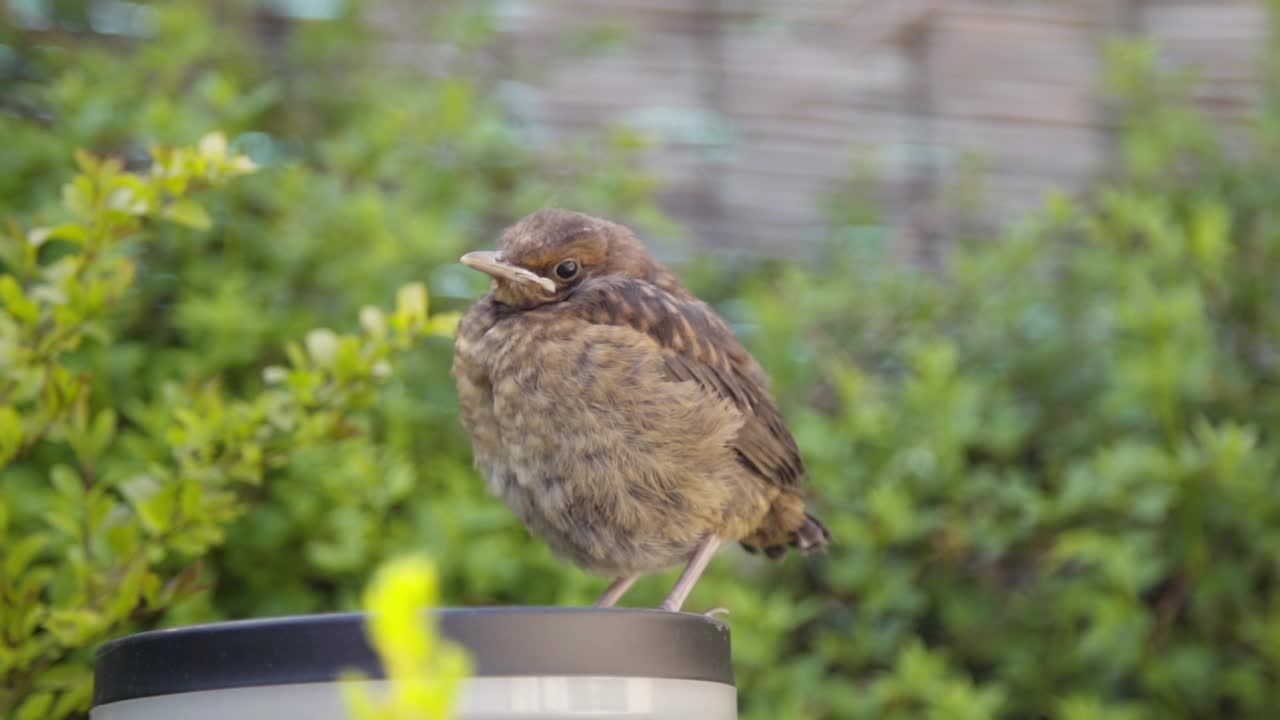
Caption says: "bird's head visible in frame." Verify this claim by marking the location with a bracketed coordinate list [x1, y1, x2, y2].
[461, 208, 682, 310]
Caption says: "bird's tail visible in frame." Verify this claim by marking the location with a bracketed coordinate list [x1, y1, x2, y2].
[793, 512, 831, 554]
[741, 498, 832, 559]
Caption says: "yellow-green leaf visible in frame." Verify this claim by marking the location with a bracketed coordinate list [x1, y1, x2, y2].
[4, 533, 48, 578]
[425, 311, 461, 338]
[161, 199, 212, 230]
[45, 608, 104, 646]
[28, 223, 88, 247]
[0, 404, 22, 466]
[90, 408, 117, 457]
[50, 465, 83, 500]
[15, 690, 53, 720]
[62, 176, 94, 218]
[73, 148, 98, 175]
[0, 276, 39, 324]
[50, 682, 93, 718]
[198, 131, 228, 160]
[34, 662, 93, 690]
[396, 283, 429, 328]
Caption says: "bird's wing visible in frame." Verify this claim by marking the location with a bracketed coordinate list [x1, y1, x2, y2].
[561, 276, 805, 488]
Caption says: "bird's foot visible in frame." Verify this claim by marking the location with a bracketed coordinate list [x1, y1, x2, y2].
[656, 602, 729, 618]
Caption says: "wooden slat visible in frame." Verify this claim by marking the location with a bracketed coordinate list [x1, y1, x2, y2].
[375, 0, 1272, 252]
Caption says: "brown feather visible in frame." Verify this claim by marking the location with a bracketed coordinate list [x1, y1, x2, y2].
[561, 275, 807, 490]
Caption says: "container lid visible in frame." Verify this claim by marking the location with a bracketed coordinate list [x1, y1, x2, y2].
[93, 607, 733, 707]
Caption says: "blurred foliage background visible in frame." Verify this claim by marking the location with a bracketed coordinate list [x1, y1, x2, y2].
[4, 0, 1280, 718]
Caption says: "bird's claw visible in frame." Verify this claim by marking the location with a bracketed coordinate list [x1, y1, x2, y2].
[703, 607, 730, 619]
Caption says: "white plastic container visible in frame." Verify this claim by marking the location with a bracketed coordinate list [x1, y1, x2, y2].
[91, 608, 736, 720]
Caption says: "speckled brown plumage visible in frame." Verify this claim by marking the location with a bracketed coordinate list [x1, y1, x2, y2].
[450, 208, 829, 611]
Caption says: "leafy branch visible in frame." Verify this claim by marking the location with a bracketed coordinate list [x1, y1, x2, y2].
[0, 135, 456, 719]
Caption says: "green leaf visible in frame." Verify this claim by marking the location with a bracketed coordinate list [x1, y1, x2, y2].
[4, 533, 48, 578]
[0, 275, 39, 324]
[73, 148, 99, 175]
[50, 681, 93, 719]
[161, 199, 213, 230]
[43, 507, 81, 539]
[34, 662, 93, 690]
[45, 608, 104, 646]
[180, 478, 204, 519]
[395, 282, 429, 330]
[50, 465, 83, 500]
[61, 176, 94, 218]
[87, 487, 117, 536]
[106, 175, 154, 215]
[0, 404, 22, 466]
[140, 571, 162, 607]
[122, 476, 174, 536]
[106, 562, 147, 620]
[28, 223, 88, 247]
[425, 311, 461, 338]
[90, 408, 118, 458]
[14, 691, 53, 720]
[104, 521, 139, 559]
[139, 485, 177, 535]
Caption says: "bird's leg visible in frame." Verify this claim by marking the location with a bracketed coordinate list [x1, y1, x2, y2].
[659, 534, 722, 612]
[594, 574, 640, 608]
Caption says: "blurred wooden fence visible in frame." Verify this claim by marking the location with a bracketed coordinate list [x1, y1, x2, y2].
[415, 0, 1269, 255]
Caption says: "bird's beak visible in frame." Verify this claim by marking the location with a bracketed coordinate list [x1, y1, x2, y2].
[460, 251, 556, 294]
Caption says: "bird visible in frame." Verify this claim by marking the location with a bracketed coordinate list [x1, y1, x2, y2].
[450, 208, 829, 613]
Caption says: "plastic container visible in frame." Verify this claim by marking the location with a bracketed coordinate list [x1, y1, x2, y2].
[91, 607, 735, 719]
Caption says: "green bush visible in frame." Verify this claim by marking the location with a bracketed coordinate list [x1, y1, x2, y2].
[694, 36, 1280, 719]
[0, 131, 450, 717]
[6, 1, 1280, 719]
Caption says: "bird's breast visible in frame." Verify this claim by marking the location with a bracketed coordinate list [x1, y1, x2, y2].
[451, 305, 771, 575]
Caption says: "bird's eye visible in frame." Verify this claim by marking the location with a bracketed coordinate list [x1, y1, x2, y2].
[555, 259, 579, 280]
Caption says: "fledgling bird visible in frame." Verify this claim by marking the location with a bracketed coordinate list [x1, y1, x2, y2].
[450, 208, 829, 612]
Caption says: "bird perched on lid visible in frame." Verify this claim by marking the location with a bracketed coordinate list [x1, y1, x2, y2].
[451, 208, 829, 612]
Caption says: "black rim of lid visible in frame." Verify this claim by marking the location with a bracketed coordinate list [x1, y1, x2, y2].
[92, 607, 733, 706]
